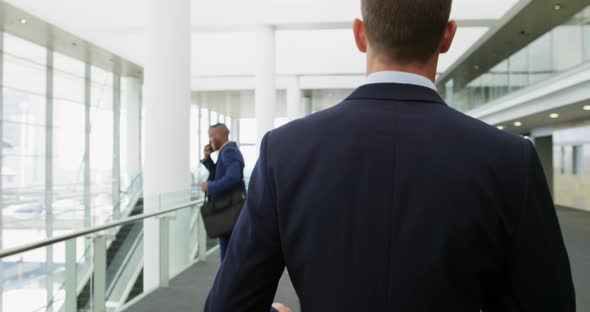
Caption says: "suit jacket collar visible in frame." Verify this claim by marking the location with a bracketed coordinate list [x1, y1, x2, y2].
[345, 83, 447, 106]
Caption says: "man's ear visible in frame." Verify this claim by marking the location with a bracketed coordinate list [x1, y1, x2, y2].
[353, 18, 367, 53]
[440, 20, 457, 54]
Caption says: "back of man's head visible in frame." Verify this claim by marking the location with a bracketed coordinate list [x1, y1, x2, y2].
[361, 0, 453, 64]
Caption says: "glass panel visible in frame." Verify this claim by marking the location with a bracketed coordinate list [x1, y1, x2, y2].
[552, 24, 583, 72]
[2, 88, 45, 125]
[89, 66, 114, 224]
[3, 54, 46, 94]
[120, 97, 129, 190]
[53, 52, 85, 78]
[528, 33, 553, 85]
[4, 33, 46, 64]
[91, 66, 113, 86]
[53, 52, 85, 197]
[509, 48, 529, 92]
[491, 60, 509, 100]
[466, 77, 481, 110]
[53, 71, 85, 104]
[53, 100, 85, 187]
[2, 248, 49, 311]
[91, 81, 113, 111]
[90, 106, 113, 224]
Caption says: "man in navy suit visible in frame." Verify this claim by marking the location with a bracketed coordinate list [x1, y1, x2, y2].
[205, 0, 575, 311]
[201, 123, 246, 261]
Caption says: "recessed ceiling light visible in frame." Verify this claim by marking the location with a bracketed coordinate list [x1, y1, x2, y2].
[19, 18, 27, 24]
[584, 105, 590, 111]
[497, 126, 505, 130]
[550, 113, 560, 119]
[554, 4, 562, 10]
[514, 121, 522, 127]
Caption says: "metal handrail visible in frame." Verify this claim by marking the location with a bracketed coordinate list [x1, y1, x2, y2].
[0, 199, 202, 259]
[29, 174, 145, 312]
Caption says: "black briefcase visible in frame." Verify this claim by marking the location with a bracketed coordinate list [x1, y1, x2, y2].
[200, 188, 246, 238]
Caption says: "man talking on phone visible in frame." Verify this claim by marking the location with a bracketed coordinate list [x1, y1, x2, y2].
[201, 123, 246, 261]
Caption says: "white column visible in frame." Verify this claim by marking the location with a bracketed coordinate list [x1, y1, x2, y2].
[255, 26, 276, 145]
[144, 0, 191, 291]
[287, 76, 302, 121]
[126, 78, 142, 180]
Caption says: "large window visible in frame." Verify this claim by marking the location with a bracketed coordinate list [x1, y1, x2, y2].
[0, 29, 143, 312]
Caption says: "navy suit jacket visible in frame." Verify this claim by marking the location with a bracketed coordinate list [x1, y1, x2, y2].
[205, 83, 575, 311]
[201, 142, 246, 200]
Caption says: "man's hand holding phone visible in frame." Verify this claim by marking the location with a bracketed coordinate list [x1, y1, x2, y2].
[204, 144, 213, 159]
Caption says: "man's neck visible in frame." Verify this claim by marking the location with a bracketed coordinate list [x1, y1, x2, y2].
[366, 56, 437, 83]
[218, 141, 230, 152]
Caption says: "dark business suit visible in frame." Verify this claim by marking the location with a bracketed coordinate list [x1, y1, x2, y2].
[205, 83, 575, 311]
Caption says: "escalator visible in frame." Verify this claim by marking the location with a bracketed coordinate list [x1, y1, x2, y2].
[125, 269, 143, 303]
[77, 199, 144, 310]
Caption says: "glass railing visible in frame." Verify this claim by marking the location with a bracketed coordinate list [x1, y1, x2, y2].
[28, 242, 92, 312]
[0, 189, 205, 312]
[2, 174, 144, 312]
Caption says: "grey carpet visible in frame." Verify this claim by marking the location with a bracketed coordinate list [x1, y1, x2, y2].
[556, 206, 590, 312]
[123, 253, 299, 312]
[125, 207, 589, 312]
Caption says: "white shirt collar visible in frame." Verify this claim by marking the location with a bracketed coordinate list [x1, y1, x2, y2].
[364, 71, 437, 91]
